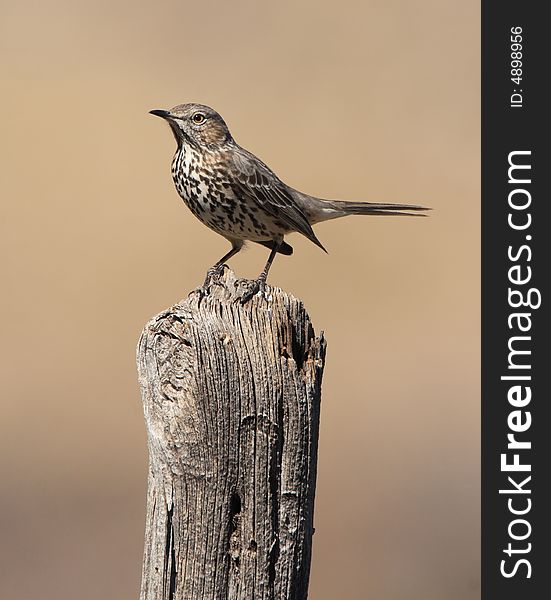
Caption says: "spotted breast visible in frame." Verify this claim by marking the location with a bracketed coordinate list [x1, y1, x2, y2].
[171, 145, 287, 242]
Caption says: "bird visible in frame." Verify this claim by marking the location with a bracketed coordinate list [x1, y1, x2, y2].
[150, 103, 428, 302]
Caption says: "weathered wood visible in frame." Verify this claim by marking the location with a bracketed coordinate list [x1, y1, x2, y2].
[137, 270, 326, 600]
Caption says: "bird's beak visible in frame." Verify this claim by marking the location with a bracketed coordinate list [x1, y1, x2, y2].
[149, 109, 172, 120]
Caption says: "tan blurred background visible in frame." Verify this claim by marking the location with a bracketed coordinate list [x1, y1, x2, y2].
[1, 1, 479, 598]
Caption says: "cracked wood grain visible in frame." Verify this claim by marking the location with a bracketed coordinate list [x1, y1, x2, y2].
[137, 270, 326, 600]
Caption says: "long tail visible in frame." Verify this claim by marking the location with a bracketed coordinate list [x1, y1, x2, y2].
[332, 200, 429, 217]
[295, 193, 430, 224]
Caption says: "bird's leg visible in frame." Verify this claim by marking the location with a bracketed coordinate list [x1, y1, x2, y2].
[199, 242, 243, 295]
[240, 240, 281, 304]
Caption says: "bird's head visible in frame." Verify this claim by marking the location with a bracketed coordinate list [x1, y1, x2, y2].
[149, 103, 232, 149]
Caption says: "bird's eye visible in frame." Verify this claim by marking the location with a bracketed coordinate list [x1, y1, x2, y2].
[192, 113, 206, 124]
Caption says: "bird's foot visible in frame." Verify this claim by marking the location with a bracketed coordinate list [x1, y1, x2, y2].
[239, 276, 268, 305]
[194, 263, 229, 298]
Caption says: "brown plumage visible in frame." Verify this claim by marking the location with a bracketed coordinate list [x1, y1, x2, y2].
[150, 103, 429, 302]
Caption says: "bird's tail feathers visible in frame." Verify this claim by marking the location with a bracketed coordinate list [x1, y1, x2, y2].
[295, 192, 430, 224]
[332, 200, 430, 218]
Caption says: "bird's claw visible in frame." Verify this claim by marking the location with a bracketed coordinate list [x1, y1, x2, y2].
[203, 263, 229, 292]
[239, 277, 267, 304]
[194, 284, 210, 298]
[191, 264, 229, 302]
[206, 262, 229, 283]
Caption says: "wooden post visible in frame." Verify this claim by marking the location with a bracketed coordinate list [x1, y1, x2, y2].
[137, 269, 326, 600]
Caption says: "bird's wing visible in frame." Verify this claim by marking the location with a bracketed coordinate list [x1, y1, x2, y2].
[229, 146, 327, 252]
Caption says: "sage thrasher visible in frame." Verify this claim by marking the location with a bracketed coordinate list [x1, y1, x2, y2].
[150, 103, 428, 302]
